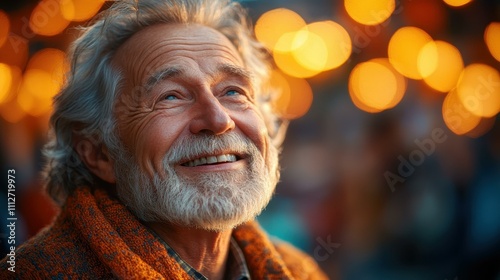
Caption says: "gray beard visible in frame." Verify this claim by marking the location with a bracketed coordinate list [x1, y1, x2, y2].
[112, 133, 279, 231]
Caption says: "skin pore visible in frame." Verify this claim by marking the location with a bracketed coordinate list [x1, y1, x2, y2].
[108, 23, 274, 279]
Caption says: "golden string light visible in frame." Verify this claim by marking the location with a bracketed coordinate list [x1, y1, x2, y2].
[388, 27, 433, 80]
[29, 0, 71, 36]
[443, 88, 482, 135]
[60, 0, 105, 22]
[256, 9, 351, 80]
[255, 8, 306, 51]
[456, 64, 500, 118]
[0, 0, 496, 137]
[0, 63, 12, 103]
[443, 0, 473, 7]
[349, 58, 406, 112]
[17, 48, 66, 116]
[417, 40, 464, 93]
[267, 70, 313, 119]
[305, 21, 352, 71]
[344, 0, 395, 25]
[484, 22, 500, 62]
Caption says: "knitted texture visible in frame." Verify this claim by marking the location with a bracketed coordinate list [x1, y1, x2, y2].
[1, 187, 327, 279]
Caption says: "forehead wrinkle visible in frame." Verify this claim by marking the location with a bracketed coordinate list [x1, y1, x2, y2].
[154, 37, 243, 64]
[135, 41, 174, 86]
[135, 39, 243, 83]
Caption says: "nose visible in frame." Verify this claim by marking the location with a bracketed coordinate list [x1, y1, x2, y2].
[189, 93, 235, 135]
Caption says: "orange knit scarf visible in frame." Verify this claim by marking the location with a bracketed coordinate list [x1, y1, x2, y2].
[66, 187, 298, 279]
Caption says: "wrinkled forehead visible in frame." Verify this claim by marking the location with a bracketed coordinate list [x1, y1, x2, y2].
[112, 23, 245, 87]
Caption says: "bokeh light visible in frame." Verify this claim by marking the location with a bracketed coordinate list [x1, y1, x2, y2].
[18, 70, 57, 116]
[26, 48, 67, 83]
[306, 21, 352, 70]
[0, 10, 9, 48]
[0, 63, 12, 103]
[292, 30, 328, 72]
[17, 48, 66, 117]
[456, 63, 500, 118]
[418, 40, 464, 93]
[29, 0, 71, 36]
[349, 58, 406, 112]
[443, 88, 481, 135]
[268, 70, 313, 119]
[388, 26, 433, 80]
[0, 65, 22, 105]
[443, 0, 473, 7]
[273, 20, 352, 78]
[484, 22, 500, 62]
[344, 0, 395, 26]
[255, 8, 306, 51]
[0, 99, 26, 124]
[464, 116, 496, 138]
[0, 33, 29, 69]
[273, 31, 323, 78]
[60, 0, 105, 22]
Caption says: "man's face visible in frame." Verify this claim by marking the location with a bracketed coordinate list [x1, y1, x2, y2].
[110, 23, 279, 230]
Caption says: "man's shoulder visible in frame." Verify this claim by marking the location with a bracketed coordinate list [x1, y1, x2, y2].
[272, 238, 329, 280]
[0, 216, 111, 279]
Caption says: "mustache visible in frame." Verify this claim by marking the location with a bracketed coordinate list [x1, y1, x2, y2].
[165, 133, 256, 164]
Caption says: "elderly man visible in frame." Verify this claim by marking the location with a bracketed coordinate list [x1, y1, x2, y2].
[1, 0, 327, 279]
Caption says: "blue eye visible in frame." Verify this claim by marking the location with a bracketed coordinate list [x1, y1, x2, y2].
[165, 95, 177, 100]
[226, 89, 240, 96]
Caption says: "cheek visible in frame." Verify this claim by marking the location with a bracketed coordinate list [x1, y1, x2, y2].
[117, 111, 186, 178]
[233, 109, 270, 154]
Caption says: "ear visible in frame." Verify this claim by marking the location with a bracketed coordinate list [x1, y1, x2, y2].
[75, 139, 116, 184]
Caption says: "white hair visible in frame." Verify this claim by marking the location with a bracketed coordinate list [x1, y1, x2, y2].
[43, 0, 285, 204]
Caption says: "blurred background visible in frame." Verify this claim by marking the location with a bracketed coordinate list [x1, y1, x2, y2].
[0, 0, 499, 279]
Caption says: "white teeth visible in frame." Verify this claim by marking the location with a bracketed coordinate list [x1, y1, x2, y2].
[217, 155, 227, 162]
[207, 156, 217, 164]
[183, 154, 238, 167]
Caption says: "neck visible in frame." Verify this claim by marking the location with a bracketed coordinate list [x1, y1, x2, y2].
[146, 221, 232, 280]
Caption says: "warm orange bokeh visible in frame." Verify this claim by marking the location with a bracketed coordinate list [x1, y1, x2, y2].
[456, 63, 500, 118]
[255, 8, 306, 51]
[268, 70, 313, 119]
[17, 48, 66, 117]
[306, 21, 352, 70]
[443, 88, 481, 135]
[29, 0, 71, 36]
[273, 32, 323, 78]
[0, 63, 12, 103]
[349, 58, 406, 112]
[388, 26, 433, 80]
[0, 10, 9, 48]
[418, 40, 463, 93]
[0, 33, 29, 69]
[484, 22, 500, 62]
[443, 0, 473, 7]
[344, 0, 395, 25]
[291, 30, 328, 72]
[60, 0, 105, 22]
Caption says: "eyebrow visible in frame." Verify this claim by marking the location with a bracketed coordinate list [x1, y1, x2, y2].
[143, 63, 253, 95]
[216, 64, 253, 83]
[144, 67, 183, 94]
[215, 64, 255, 97]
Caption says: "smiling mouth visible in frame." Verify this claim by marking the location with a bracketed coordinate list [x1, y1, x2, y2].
[181, 154, 240, 167]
